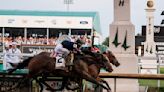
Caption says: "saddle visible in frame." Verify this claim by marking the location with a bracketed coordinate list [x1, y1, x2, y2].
[52, 52, 74, 72]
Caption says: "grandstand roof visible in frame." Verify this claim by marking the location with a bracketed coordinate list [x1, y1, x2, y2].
[0, 10, 101, 34]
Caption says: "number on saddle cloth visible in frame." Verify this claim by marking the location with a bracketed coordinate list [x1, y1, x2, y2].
[55, 56, 65, 69]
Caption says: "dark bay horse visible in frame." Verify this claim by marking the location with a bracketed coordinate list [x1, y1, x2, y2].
[82, 50, 120, 91]
[104, 50, 120, 67]
[8, 51, 118, 92]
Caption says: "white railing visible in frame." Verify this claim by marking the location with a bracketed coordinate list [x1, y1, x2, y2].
[137, 53, 164, 88]
[99, 73, 164, 92]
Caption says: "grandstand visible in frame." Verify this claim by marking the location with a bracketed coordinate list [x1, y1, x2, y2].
[0, 10, 102, 52]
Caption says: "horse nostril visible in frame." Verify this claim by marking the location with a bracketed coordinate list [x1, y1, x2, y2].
[108, 68, 113, 72]
[113, 60, 120, 67]
[116, 62, 120, 67]
[110, 68, 113, 72]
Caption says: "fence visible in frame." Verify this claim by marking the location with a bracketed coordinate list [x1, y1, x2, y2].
[137, 53, 164, 89]
[1, 52, 164, 92]
[99, 73, 164, 92]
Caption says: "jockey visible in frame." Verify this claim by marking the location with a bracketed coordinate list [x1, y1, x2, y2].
[91, 45, 100, 53]
[52, 35, 84, 70]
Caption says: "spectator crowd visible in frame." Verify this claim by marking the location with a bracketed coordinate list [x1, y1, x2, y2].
[0, 35, 92, 46]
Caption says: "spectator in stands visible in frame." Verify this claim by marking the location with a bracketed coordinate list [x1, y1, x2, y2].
[6, 42, 22, 70]
[3, 44, 11, 70]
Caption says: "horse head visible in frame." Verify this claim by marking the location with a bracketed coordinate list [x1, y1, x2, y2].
[75, 38, 85, 48]
[94, 53, 113, 72]
[103, 50, 120, 67]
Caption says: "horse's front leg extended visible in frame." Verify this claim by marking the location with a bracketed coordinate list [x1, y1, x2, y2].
[77, 78, 83, 92]
[80, 71, 111, 92]
[97, 77, 111, 91]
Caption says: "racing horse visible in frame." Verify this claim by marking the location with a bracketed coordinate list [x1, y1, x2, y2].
[82, 50, 120, 91]
[8, 51, 117, 92]
[103, 50, 120, 67]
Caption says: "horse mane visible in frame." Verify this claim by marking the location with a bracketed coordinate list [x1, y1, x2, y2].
[82, 50, 96, 56]
[81, 50, 102, 60]
[78, 50, 104, 66]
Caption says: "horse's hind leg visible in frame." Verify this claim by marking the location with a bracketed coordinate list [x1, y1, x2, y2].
[58, 77, 67, 91]
[95, 79, 110, 92]
[95, 85, 103, 92]
[34, 77, 43, 92]
[78, 79, 83, 92]
[38, 81, 44, 92]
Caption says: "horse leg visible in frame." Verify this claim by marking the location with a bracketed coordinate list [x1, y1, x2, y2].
[38, 81, 44, 92]
[100, 79, 111, 91]
[95, 85, 103, 92]
[79, 79, 83, 92]
[80, 71, 110, 92]
[96, 77, 111, 91]
[72, 78, 83, 92]
[58, 77, 67, 91]
[34, 77, 44, 92]
[65, 76, 82, 91]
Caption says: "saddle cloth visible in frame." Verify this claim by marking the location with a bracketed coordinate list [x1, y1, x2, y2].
[55, 56, 65, 69]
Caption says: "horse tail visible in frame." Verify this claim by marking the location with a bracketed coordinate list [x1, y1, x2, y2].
[8, 57, 33, 74]
[18, 57, 33, 69]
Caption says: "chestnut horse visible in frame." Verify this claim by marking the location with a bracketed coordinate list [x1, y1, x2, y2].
[8, 51, 118, 92]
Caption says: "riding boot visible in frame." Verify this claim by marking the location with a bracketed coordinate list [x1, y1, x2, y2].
[70, 53, 74, 65]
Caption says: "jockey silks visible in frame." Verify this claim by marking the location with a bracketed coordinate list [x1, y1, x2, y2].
[61, 40, 75, 51]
